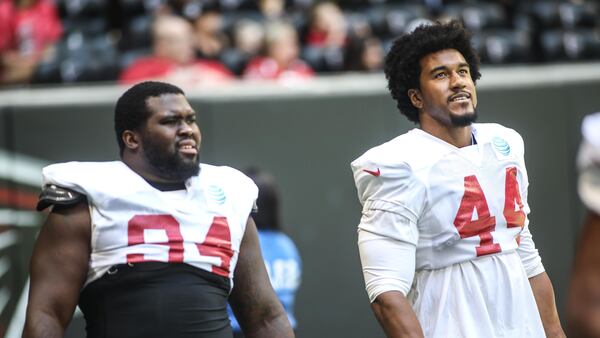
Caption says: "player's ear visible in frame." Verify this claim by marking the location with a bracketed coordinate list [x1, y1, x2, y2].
[122, 130, 140, 151]
[408, 89, 423, 109]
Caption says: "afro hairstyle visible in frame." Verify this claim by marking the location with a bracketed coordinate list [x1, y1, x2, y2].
[384, 20, 481, 123]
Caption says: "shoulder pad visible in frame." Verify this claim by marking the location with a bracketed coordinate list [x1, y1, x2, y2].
[36, 185, 87, 211]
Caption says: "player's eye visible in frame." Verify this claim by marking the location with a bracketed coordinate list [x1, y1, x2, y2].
[434, 72, 447, 79]
[161, 118, 178, 125]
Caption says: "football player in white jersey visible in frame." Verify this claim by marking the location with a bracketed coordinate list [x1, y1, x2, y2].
[351, 20, 565, 337]
[23, 81, 294, 338]
[567, 112, 600, 338]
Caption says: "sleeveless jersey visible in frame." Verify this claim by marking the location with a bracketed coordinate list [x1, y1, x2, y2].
[41, 161, 257, 287]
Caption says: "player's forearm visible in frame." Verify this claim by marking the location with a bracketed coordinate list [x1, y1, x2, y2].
[23, 311, 66, 338]
[529, 272, 566, 338]
[567, 211, 600, 337]
[242, 310, 294, 338]
[371, 291, 424, 338]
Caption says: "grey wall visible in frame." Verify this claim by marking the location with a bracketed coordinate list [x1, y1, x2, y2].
[2, 76, 599, 337]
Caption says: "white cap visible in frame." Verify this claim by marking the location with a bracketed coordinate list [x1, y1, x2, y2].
[578, 112, 600, 214]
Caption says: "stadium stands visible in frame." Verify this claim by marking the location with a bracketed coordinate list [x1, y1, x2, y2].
[1, 0, 599, 86]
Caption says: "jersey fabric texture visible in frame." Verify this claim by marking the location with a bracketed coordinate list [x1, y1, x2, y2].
[228, 230, 302, 332]
[351, 123, 545, 338]
[41, 161, 258, 287]
[578, 112, 600, 214]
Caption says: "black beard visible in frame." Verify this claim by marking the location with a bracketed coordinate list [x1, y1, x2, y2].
[450, 109, 478, 127]
[142, 137, 200, 182]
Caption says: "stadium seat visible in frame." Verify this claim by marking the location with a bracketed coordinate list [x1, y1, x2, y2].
[558, 1, 598, 29]
[57, 0, 107, 19]
[34, 33, 119, 83]
[478, 29, 533, 64]
[441, 3, 508, 31]
[529, 0, 562, 29]
[119, 15, 153, 51]
[541, 29, 600, 61]
[302, 46, 345, 73]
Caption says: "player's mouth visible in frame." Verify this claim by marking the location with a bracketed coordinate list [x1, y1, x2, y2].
[448, 92, 471, 103]
[177, 140, 198, 156]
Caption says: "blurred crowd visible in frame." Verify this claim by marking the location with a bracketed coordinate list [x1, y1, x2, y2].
[1, 0, 599, 88]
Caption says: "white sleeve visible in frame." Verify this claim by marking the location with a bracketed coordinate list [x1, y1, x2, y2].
[351, 156, 424, 243]
[505, 129, 545, 278]
[517, 224, 545, 278]
[358, 209, 417, 302]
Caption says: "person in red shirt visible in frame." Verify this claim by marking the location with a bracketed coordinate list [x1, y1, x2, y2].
[304, 1, 347, 49]
[0, 0, 63, 85]
[243, 21, 313, 82]
[119, 14, 233, 88]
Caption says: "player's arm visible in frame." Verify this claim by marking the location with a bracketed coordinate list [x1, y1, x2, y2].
[229, 217, 294, 338]
[23, 200, 91, 338]
[567, 211, 600, 338]
[359, 227, 424, 338]
[517, 223, 565, 337]
[529, 272, 565, 338]
[371, 291, 424, 338]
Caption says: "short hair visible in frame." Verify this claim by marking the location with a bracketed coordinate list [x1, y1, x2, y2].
[384, 20, 481, 123]
[114, 81, 185, 155]
[244, 167, 281, 231]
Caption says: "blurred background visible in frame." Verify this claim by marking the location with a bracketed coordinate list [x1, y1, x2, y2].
[1, 0, 600, 337]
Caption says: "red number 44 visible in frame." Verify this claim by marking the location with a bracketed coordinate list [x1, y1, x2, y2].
[453, 167, 525, 256]
[126, 215, 233, 277]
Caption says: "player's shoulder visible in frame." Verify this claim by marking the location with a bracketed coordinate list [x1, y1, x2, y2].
[474, 122, 523, 141]
[199, 163, 257, 192]
[351, 129, 424, 170]
[43, 161, 126, 183]
[44, 160, 122, 172]
[200, 163, 249, 181]
[474, 122, 525, 153]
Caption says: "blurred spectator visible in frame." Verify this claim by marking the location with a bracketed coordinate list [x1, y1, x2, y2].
[305, 1, 347, 48]
[259, 0, 286, 20]
[243, 21, 313, 81]
[343, 35, 384, 72]
[0, 0, 62, 86]
[302, 1, 347, 72]
[221, 19, 265, 75]
[119, 14, 233, 88]
[193, 10, 229, 60]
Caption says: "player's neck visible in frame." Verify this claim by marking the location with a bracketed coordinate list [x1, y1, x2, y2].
[420, 118, 473, 148]
[122, 156, 186, 188]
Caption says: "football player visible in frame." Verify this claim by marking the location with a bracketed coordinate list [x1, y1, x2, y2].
[23, 81, 294, 338]
[567, 112, 600, 338]
[351, 20, 565, 337]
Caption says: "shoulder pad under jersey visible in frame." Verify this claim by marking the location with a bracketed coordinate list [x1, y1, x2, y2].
[36, 184, 87, 211]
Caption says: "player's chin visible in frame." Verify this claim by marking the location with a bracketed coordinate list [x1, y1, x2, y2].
[450, 110, 477, 127]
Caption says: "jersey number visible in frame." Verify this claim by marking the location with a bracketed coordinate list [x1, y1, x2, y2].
[453, 167, 525, 257]
[126, 215, 233, 277]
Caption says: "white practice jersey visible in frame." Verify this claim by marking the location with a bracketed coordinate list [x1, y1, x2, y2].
[42, 161, 257, 287]
[351, 123, 545, 337]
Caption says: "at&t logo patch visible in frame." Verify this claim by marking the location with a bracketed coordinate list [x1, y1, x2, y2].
[207, 185, 226, 205]
[492, 137, 511, 156]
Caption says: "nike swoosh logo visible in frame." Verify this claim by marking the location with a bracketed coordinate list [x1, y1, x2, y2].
[363, 168, 381, 176]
